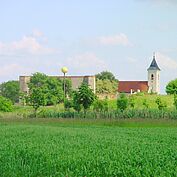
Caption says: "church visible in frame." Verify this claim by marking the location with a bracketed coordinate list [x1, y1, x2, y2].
[19, 53, 161, 95]
[118, 53, 161, 94]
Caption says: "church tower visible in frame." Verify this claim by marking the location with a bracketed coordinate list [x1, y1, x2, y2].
[147, 53, 161, 94]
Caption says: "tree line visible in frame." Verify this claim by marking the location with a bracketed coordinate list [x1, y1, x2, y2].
[0, 71, 177, 114]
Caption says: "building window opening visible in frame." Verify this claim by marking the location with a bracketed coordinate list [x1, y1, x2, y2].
[151, 74, 154, 80]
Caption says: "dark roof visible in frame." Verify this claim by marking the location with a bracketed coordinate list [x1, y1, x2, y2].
[147, 55, 161, 71]
[118, 81, 148, 93]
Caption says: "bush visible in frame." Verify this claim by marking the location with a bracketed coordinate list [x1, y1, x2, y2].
[117, 94, 128, 112]
[93, 99, 109, 112]
[155, 97, 167, 110]
[128, 95, 135, 108]
[0, 96, 13, 112]
[174, 94, 177, 109]
[142, 99, 149, 109]
[64, 99, 73, 111]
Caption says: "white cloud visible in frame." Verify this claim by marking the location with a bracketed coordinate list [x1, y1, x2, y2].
[66, 52, 107, 74]
[98, 33, 132, 46]
[0, 32, 58, 56]
[156, 52, 177, 70]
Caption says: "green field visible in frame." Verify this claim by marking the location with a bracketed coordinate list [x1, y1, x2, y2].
[108, 94, 174, 110]
[0, 118, 176, 176]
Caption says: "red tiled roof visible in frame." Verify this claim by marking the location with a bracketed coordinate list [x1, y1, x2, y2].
[118, 81, 148, 93]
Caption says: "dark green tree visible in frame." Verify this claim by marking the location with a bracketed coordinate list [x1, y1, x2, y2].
[77, 83, 95, 113]
[96, 71, 117, 81]
[28, 72, 64, 116]
[0, 96, 13, 112]
[46, 77, 63, 105]
[117, 94, 128, 112]
[166, 78, 177, 94]
[72, 91, 82, 112]
[0, 80, 20, 104]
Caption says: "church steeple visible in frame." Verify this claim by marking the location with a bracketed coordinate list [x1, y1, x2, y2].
[147, 52, 161, 71]
[147, 52, 161, 94]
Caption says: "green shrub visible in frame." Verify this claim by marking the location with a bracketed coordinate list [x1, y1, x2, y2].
[64, 99, 73, 111]
[117, 94, 128, 112]
[128, 95, 136, 108]
[0, 96, 13, 112]
[155, 97, 167, 110]
[142, 99, 149, 109]
[93, 99, 109, 112]
[174, 94, 177, 109]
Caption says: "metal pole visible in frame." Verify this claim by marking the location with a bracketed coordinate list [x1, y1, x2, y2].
[63, 72, 66, 102]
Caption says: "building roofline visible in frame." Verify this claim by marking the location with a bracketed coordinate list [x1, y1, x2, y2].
[20, 75, 96, 78]
[119, 80, 148, 82]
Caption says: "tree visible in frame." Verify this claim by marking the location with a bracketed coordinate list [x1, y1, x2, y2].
[72, 91, 82, 112]
[96, 71, 118, 95]
[96, 79, 118, 94]
[96, 71, 117, 81]
[77, 83, 95, 113]
[0, 80, 20, 104]
[46, 77, 63, 105]
[166, 78, 177, 94]
[29, 87, 47, 116]
[27, 72, 64, 116]
[0, 96, 13, 112]
[117, 94, 128, 112]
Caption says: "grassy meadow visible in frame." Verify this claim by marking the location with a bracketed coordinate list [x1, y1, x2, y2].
[107, 94, 174, 110]
[0, 118, 176, 176]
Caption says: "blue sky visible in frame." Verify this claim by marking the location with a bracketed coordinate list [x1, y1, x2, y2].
[0, 0, 177, 93]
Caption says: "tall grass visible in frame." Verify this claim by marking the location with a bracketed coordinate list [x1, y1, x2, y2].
[38, 109, 177, 119]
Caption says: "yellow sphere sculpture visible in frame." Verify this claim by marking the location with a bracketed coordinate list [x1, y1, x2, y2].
[61, 67, 68, 74]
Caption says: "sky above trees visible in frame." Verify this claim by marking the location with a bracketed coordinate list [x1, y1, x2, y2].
[0, 0, 177, 93]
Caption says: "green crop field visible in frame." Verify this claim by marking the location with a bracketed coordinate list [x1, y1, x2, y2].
[0, 118, 176, 176]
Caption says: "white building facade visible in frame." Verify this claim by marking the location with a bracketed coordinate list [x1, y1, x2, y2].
[147, 54, 161, 94]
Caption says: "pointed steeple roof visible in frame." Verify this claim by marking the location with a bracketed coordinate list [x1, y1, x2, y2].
[147, 53, 161, 71]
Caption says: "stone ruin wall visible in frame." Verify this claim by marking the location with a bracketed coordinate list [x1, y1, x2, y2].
[19, 75, 96, 93]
